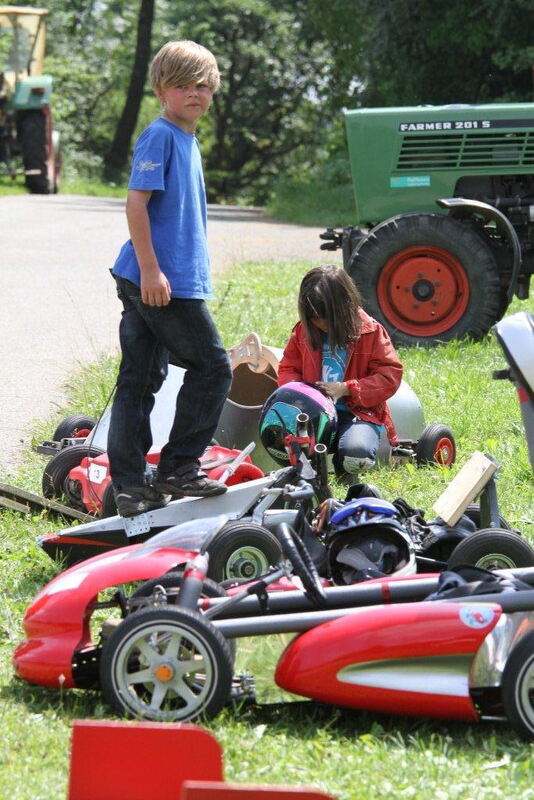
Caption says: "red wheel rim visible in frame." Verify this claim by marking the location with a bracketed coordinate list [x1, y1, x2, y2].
[434, 437, 455, 466]
[377, 246, 470, 336]
[73, 428, 91, 438]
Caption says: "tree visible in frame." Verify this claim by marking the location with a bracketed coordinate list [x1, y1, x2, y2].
[165, 0, 332, 201]
[104, 0, 155, 178]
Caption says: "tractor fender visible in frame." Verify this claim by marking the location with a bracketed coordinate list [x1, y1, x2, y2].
[437, 197, 521, 303]
[14, 74, 53, 110]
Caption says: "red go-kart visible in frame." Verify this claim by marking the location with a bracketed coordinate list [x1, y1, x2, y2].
[13, 513, 534, 740]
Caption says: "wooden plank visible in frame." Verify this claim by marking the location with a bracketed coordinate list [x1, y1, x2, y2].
[432, 451, 500, 526]
[0, 482, 91, 522]
[0, 495, 30, 513]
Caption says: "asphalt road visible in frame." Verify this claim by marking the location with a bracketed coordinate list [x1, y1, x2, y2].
[0, 194, 335, 477]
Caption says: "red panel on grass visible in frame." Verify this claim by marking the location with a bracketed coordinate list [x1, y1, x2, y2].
[181, 780, 336, 800]
[68, 720, 223, 800]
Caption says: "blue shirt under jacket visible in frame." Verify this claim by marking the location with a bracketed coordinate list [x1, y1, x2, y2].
[112, 117, 212, 299]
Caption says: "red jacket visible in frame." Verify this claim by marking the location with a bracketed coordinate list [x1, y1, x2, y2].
[277, 309, 403, 445]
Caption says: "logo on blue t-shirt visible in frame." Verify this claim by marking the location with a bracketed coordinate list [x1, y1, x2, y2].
[322, 342, 348, 411]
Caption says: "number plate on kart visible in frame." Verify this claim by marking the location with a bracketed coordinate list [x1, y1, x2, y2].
[88, 463, 108, 484]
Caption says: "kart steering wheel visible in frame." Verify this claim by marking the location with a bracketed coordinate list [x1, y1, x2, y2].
[276, 522, 327, 608]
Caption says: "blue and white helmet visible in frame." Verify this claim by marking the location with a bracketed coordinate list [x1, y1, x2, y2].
[327, 497, 416, 585]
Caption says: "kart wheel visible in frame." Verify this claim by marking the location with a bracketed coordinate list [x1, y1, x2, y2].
[52, 413, 97, 441]
[349, 213, 501, 346]
[206, 521, 282, 582]
[463, 503, 511, 531]
[448, 529, 534, 571]
[100, 482, 117, 518]
[276, 522, 327, 607]
[42, 444, 105, 506]
[130, 571, 236, 661]
[100, 606, 233, 722]
[415, 424, 456, 467]
[501, 630, 534, 741]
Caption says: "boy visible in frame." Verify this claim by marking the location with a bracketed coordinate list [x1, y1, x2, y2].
[107, 40, 232, 517]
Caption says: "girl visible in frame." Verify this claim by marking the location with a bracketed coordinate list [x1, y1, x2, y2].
[277, 264, 403, 478]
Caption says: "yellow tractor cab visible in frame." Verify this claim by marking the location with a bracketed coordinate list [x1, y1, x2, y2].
[0, 6, 59, 192]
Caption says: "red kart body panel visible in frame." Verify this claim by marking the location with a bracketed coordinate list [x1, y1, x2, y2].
[275, 601, 502, 721]
[13, 543, 196, 688]
[69, 445, 263, 515]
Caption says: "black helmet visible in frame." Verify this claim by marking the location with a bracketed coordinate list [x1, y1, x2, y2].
[327, 497, 416, 585]
[259, 381, 337, 465]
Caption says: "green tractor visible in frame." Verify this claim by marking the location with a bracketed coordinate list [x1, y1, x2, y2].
[321, 103, 534, 346]
[0, 5, 59, 193]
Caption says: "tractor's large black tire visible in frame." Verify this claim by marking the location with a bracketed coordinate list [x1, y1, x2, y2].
[348, 213, 501, 347]
[20, 110, 49, 194]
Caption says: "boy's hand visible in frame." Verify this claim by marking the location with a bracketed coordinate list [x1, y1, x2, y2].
[316, 381, 349, 402]
[141, 270, 171, 306]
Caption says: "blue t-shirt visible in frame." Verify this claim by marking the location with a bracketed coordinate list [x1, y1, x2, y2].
[322, 340, 349, 412]
[112, 117, 212, 299]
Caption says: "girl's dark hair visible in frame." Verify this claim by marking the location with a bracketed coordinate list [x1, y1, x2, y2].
[298, 264, 362, 349]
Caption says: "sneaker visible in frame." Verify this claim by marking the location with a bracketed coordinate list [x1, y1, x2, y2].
[114, 484, 169, 518]
[154, 470, 227, 498]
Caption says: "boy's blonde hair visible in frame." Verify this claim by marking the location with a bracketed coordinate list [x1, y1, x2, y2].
[150, 40, 220, 94]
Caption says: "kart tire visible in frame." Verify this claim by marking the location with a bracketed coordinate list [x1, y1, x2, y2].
[52, 414, 97, 442]
[501, 629, 534, 741]
[415, 424, 456, 467]
[100, 606, 233, 722]
[42, 443, 105, 506]
[349, 213, 501, 347]
[130, 571, 236, 661]
[100, 482, 117, 518]
[206, 521, 282, 582]
[463, 503, 511, 532]
[447, 529, 534, 571]
[276, 522, 327, 607]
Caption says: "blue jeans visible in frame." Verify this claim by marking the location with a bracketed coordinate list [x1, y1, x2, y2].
[108, 276, 232, 487]
[333, 409, 383, 475]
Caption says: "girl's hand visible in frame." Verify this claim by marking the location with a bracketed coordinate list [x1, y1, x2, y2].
[316, 381, 349, 402]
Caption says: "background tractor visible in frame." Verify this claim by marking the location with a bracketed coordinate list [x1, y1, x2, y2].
[0, 5, 59, 193]
[321, 103, 534, 346]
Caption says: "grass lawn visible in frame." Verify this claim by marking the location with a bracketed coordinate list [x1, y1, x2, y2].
[1, 260, 534, 799]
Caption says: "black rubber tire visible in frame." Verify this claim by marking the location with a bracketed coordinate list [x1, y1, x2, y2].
[100, 482, 117, 518]
[20, 110, 49, 194]
[501, 630, 534, 741]
[42, 444, 105, 504]
[348, 213, 501, 346]
[52, 413, 97, 442]
[448, 529, 534, 571]
[276, 522, 327, 607]
[100, 606, 233, 722]
[415, 424, 456, 467]
[463, 503, 511, 531]
[205, 521, 282, 582]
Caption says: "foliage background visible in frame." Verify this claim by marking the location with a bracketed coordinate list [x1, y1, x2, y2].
[23, 0, 534, 213]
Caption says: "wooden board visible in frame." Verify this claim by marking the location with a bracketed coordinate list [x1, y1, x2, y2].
[0, 482, 91, 522]
[432, 451, 500, 526]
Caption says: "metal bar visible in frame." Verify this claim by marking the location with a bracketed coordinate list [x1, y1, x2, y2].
[213, 604, 369, 637]
[207, 575, 442, 619]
